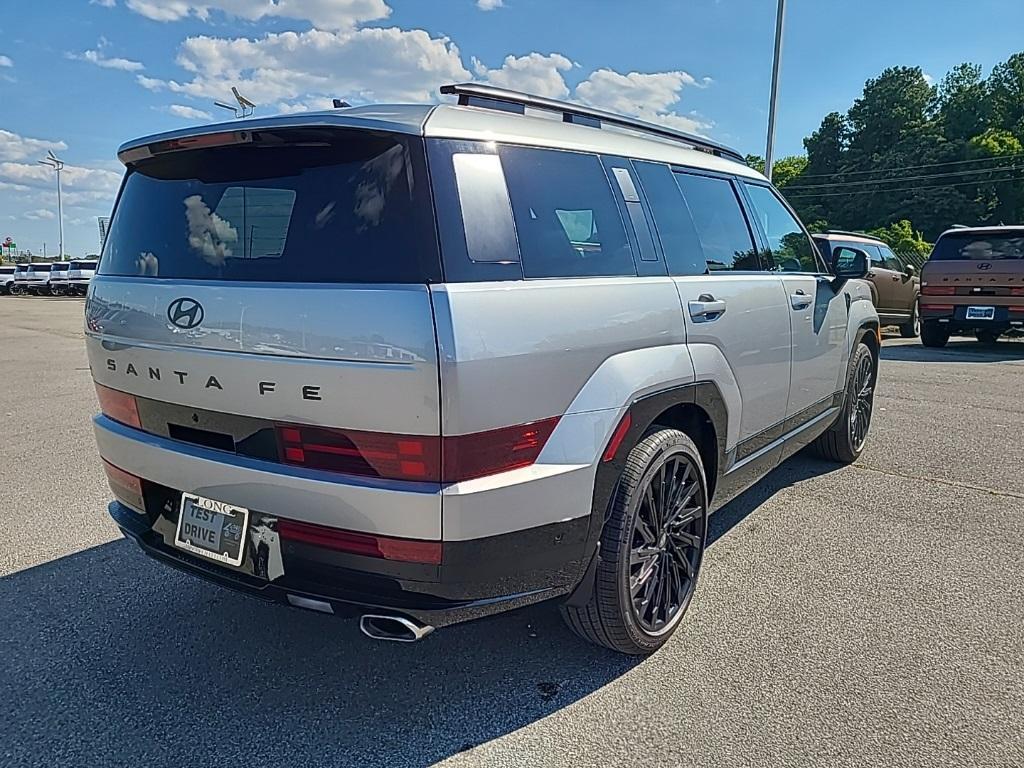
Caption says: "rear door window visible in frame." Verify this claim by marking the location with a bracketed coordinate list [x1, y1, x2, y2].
[99, 129, 440, 284]
[499, 145, 636, 279]
[742, 183, 821, 272]
[633, 161, 706, 276]
[673, 173, 761, 271]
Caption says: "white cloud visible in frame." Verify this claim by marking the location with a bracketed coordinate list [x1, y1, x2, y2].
[0, 55, 12, 68]
[477, 0, 503, 9]
[923, 72, 936, 86]
[124, 0, 390, 29]
[165, 104, 213, 120]
[0, 129, 68, 162]
[69, 49, 145, 71]
[472, 52, 573, 98]
[143, 27, 469, 105]
[24, 209, 56, 220]
[574, 68, 712, 134]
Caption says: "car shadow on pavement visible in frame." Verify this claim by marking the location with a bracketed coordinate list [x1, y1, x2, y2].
[881, 338, 1024, 364]
[0, 455, 838, 768]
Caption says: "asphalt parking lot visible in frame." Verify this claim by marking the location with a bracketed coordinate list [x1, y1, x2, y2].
[1, 296, 1022, 768]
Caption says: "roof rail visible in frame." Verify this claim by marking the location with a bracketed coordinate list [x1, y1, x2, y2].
[439, 83, 746, 164]
[824, 229, 881, 240]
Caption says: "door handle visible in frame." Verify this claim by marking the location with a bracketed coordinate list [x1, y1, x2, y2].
[688, 294, 727, 321]
[790, 289, 813, 310]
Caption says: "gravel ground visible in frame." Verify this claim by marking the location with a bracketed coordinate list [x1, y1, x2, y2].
[1, 296, 1021, 768]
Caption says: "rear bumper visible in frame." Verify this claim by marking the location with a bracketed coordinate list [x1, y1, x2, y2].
[96, 414, 593, 627]
[109, 498, 588, 627]
[921, 304, 1024, 333]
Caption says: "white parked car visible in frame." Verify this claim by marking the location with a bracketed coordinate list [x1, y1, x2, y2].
[24, 263, 53, 295]
[0, 265, 15, 294]
[47, 262, 71, 295]
[66, 260, 97, 295]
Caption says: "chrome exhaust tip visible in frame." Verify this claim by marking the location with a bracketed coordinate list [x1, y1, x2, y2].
[359, 614, 434, 643]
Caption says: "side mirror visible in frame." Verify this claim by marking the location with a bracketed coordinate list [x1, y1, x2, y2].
[830, 246, 869, 287]
[904, 263, 916, 277]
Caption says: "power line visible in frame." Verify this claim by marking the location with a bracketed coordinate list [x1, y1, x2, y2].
[785, 163, 1024, 190]
[791, 152, 1024, 179]
[785, 172, 1024, 199]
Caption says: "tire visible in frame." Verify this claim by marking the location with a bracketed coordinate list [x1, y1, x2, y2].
[899, 299, 920, 338]
[920, 321, 949, 348]
[810, 342, 875, 464]
[976, 330, 1000, 345]
[561, 428, 708, 655]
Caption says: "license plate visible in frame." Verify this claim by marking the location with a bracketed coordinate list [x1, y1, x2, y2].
[966, 306, 995, 320]
[174, 493, 249, 566]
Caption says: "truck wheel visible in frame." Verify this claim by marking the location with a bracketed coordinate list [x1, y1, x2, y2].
[899, 299, 920, 338]
[920, 321, 949, 348]
[561, 428, 708, 655]
[810, 342, 874, 464]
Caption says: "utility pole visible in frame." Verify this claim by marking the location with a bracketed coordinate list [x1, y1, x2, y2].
[764, 0, 786, 183]
[38, 150, 65, 257]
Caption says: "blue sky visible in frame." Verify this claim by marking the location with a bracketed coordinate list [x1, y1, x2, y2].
[3, 0, 1024, 257]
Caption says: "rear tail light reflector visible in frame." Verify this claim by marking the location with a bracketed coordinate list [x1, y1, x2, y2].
[102, 459, 146, 513]
[277, 519, 442, 565]
[95, 383, 141, 429]
[920, 302, 954, 312]
[1009, 306, 1024, 313]
[921, 285, 956, 295]
[275, 416, 559, 483]
[602, 413, 632, 462]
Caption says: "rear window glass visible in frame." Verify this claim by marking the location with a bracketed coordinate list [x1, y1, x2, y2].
[499, 145, 635, 279]
[71, 261, 97, 269]
[673, 173, 760, 271]
[28, 265, 50, 272]
[0, 267, 14, 274]
[931, 232, 1024, 260]
[99, 129, 440, 283]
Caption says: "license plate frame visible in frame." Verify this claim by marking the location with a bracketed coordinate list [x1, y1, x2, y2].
[174, 493, 249, 567]
[966, 305, 996, 320]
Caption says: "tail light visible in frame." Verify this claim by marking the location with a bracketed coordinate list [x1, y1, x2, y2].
[1010, 287, 1024, 297]
[95, 383, 141, 429]
[1010, 306, 1024, 313]
[275, 416, 559, 483]
[277, 518, 442, 564]
[921, 285, 955, 295]
[102, 459, 145, 513]
[919, 302, 954, 312]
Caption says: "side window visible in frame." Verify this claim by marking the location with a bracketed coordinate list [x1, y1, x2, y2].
[742, 183, 821, 272]
[674, 172, 760, 271]
[879, 246, 902, 272]
[864, 244, 885, 267]
[499, 145, 635, 279]
[633, 161, 706, 276]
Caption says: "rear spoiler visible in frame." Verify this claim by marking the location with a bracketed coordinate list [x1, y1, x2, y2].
[118, 130, 254, 165]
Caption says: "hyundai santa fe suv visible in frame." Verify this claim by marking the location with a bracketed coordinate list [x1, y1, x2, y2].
[88, 84, 879, 654]
[919, 225, 1024, 346]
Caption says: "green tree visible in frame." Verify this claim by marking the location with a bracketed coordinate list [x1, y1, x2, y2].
[966, 128, 1024, 224]
[988, 52, 1024, 138]
[865, 220, 932, 259]
[937, 63, 990, 141]
[847, 67, 936, 161]
[743, 154, 808, 188]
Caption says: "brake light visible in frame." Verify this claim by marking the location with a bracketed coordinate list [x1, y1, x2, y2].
[443, 417, 559, 482]
[920, 302, 954, 311]
[1009, 306, 1024, 313]
[102, 459, 145, 513]
[1010, 287, 1024, 297]
[277, 518, 442, 564]
[921, 285, 956, 295]
[275, 416, 559, 483]
[277, 426, 441, 482]
[95, 383, 141, 429]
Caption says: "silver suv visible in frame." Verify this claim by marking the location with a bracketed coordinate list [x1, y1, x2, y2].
[87, 84, 879, 654]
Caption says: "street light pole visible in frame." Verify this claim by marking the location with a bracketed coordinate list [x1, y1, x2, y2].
[764, 0, 786, 183]
[38, 150, 65, 258]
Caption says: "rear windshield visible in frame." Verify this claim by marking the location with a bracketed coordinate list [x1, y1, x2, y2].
[100, 128, 440, 283]
[0, 267, 13, 274]
[71, 261, 97, 269]
[28, 265, 50, 272]
[931, 232, 1024, 260]
[51, 263, 68, 271]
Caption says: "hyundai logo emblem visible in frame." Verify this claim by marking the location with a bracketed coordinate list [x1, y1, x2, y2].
[977, 262, 993, 270]
[167, 297, 205, 329]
